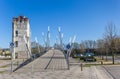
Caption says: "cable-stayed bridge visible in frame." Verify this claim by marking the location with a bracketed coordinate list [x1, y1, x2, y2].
[11, 27, 76, 73]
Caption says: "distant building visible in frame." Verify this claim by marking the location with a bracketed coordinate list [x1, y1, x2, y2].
[12, 16, 31, 59]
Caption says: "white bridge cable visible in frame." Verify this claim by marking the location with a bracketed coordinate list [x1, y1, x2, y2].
[35, 37, 40, 53]
[23, 35, 32, 58]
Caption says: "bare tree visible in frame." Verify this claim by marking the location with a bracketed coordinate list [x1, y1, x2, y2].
[81, 40, 96, 53]
[104, 38, 109, 61]
[104, 22, 117, 64]
[114, 37, 120, 55]
[0, 47, 2, 55]
[97, 39, 105, 59]
[80, 42, 85, 54]
[88, 40, 96, 53]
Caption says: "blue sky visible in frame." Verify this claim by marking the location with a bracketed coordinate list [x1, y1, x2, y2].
[0, 0, 120, 48]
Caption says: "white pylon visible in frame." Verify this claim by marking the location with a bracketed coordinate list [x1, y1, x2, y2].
[47, 26, 50, 48]
[72, 35, 76, 43]
[69, 37, 72, 46]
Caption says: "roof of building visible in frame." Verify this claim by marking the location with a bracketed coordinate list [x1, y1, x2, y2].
[13, 16, 29, 22]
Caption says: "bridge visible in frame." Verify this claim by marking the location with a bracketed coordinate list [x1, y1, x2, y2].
[10, 27, 76, 73]
[14, 49, 68, 73]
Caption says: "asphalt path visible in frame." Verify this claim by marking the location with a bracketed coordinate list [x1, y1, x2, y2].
[103, 65, 120, 79]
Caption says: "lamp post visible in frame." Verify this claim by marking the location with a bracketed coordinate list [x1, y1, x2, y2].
[10, 42, 14, 73]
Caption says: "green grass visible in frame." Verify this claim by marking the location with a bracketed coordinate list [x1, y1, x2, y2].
[83, 64, 101, 67]
[0, 58, 11, 60]
[0, 65, 8, 68]
[0, 71, 5, 74]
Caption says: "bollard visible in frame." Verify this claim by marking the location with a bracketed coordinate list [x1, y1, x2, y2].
[80, 63, 83, 71]
[101, 61, 103, 65]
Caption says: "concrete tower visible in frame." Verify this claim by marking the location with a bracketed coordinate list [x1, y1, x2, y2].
[12, 16, 31, 59]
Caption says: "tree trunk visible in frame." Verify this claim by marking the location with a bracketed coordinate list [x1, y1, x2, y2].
[112, 53, 115, 64]
[105, 51, 108, 61]
[101, 52, 104, 60]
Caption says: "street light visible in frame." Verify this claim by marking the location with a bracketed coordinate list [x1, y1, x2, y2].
[10, 42, 14, 73]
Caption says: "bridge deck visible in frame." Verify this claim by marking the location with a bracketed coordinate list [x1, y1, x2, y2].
[14, 49, 68, 73]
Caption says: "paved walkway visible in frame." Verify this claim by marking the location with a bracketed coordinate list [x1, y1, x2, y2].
[0, 65, 113, 79]
[14, 49, 68, 73]
[103, 65, 120, 79]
